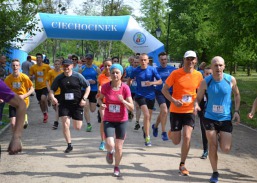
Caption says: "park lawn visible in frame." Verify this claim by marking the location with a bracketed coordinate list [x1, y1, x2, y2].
[232, 71, 257, 129]
[0, 104, 9, 130]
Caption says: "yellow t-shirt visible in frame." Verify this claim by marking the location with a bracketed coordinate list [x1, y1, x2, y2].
[165, 68, 203, 113]
[46, 69, 63, 95]
[29, 64, 51, 90]
[4, 73, 33, 107]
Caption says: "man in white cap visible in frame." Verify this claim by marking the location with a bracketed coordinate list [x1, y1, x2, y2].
[162, 50, 203, 176]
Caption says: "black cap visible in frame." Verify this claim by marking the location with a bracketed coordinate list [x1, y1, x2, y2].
[62, 59, 73, 65]
[85, 53, 94, 59]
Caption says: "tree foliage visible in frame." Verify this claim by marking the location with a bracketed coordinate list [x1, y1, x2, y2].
[0, 0, 42, 54]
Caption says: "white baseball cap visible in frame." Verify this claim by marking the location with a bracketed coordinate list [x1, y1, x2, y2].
[184, 50, 197, 58]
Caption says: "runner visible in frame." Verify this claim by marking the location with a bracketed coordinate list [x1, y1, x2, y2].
[4, 59, 34, 130]
[98, 64, 134, 177]
[29, 53, 51, 123]
[46, 59, 63, 130]
[80, 53, 101, 132]
[194, 56, 240, 183]
[0, 80, 26, 155]
[49, 59, 90, 153]
[162, 50, 203, 175]
[152, 52, 176, 141]
[128, 53, 162, 146]
[97, 58, 112, 151]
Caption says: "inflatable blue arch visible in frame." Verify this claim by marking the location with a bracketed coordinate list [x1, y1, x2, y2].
[10, 13, 165, 66]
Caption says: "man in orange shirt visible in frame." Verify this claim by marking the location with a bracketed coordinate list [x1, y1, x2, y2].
[29, 53, 51, 123]
[162, 50, 203, 176]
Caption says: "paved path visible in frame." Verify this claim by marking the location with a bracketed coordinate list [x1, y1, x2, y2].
[0, 96, 257, 183]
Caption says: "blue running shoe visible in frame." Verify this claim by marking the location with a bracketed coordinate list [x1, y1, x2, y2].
[99, 141, 106, 151]
[210, 172, 219, 183]
[152, 124, 158, 137]
[201, 151, 208, 159]
[145, 137, 152, 147]
[161, 132, 169, 141]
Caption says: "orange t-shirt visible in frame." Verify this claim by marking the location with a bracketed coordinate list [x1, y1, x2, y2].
[46, 69, 63, 95]
[98, 73, 111, 87]
[165, 68, 203, 113]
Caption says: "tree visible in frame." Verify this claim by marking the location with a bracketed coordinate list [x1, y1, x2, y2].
[0, 0, 42, 54]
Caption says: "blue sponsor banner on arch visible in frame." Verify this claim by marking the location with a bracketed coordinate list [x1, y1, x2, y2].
[39, 13, 130, 41]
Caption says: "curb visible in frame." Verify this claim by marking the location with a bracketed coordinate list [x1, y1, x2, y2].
[0, 123, 10, 136]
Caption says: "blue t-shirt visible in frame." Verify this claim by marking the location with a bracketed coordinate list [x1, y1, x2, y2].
[130, 66, 161, 100]
[125, 66, 133, 78]
[155, 65, 176, 92]
[204, 73, 232, 121]
[81, 64, 98, 91]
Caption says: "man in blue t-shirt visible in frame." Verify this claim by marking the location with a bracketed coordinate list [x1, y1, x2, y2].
[152, 52, 176, 141]
[194, 56, 240, 183]
[128, 53, 162, 147]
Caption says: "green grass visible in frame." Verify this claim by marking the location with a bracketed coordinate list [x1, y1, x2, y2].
[0, 104, 9, 130]
[231, 71, 257, 129]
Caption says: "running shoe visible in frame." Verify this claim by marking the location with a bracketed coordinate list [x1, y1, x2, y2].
[52, 121, 59, 130]
[145, 137, 152, 147]
[23, 121, 28, 129]
[161, 132, 169, 141]
[64, 146, 73, 153]
[210, 172, 219, 183]
[152, 124, 158, 137]
[86, 123, 92, 132]
[142, 126, 146, 139]
[43, 113, 48, 123]
[99, 141, 106, 151]
[106, 152, 114, 164]
[134, 122, 140, 130]
[200, 151, 208, 159]
[179, 164, 189, 176]
[168, 129, 172, 140]
[113, 166, 120, 177]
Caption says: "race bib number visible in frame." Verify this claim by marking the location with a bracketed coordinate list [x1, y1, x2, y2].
[141, 81, 147, 87]
[132, 80, 137, 86]
[182, 95, 192, 103]
[109, 104, 121, 113]
[37, 77, 43, 82]
[37, 71, 44, 76]
[65, 93, 74, 100]
[212, 105, 224, 113]
[12, 82, 21, 89]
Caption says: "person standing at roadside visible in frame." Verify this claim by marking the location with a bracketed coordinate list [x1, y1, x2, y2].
[46, 59, 63, 130]
[0, 55, 8, 125]
[22, 56, 34, 76]
[152, 52, 176, 141]
[29, 53, 51, 123]
[194, 56, 240, 183]
[162, 50, 203, 175]
[4, 59, 34, 130]
[128, 53, 162, 147]
[49, 59, 90, 153]
[80, 53, 101, 132]
[98, 64, 134, 177]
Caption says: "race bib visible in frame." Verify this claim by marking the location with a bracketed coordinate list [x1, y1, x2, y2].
[109, 104, 120, 113]
[141, 81, 147, 87]
[65, 93, 74, 100]
[37, 71, 44, 76]
[182, 95, 192, 103]
[212, 105, 224, 113]
[37, 77, 43, 82]
[12, 82, 21, 89]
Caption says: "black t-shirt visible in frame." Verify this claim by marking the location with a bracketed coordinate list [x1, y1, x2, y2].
[51, 71, 90, 106]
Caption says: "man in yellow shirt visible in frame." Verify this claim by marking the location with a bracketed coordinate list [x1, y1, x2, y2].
[5, 59, 34, 129]
[29, 53, 51, 123]
[46, 59, 63, 129]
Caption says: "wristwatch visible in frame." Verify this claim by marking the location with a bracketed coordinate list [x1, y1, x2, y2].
[234, 110, 240, 114]
[82, 97, 87, 101]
